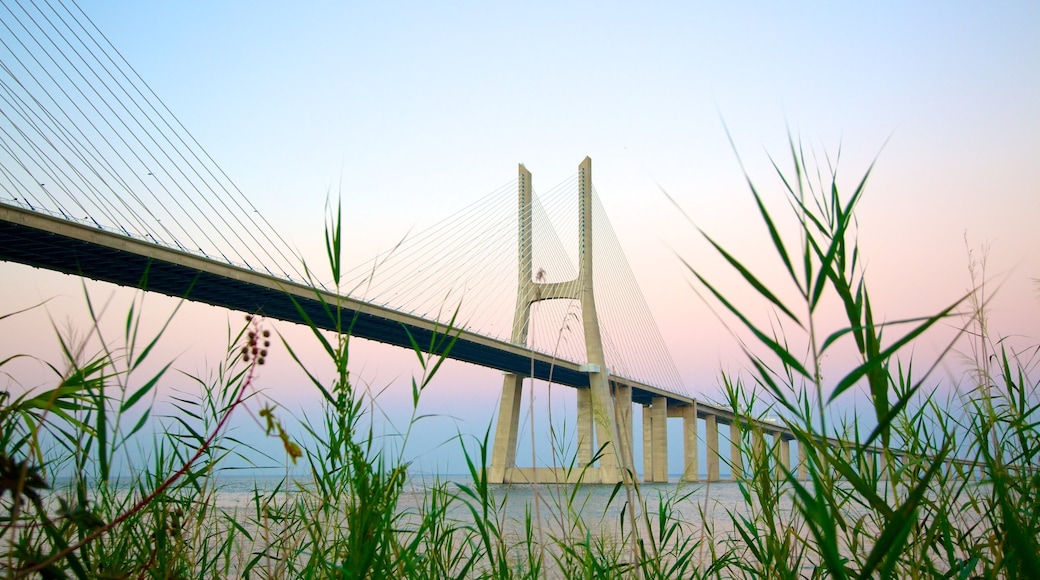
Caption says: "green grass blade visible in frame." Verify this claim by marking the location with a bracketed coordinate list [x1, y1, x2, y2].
[121, 361, 171, 412]
[699, 231, 803, 326]
[686, 264, 813, 380]
[828, 298, 961, 403]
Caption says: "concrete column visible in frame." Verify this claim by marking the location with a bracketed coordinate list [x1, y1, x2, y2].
[706, 414, 720, 482]
[576, 158, 620, 484]
[651, 396, 669, 483]
[778, 436, 791, 479]
[589, 375, 619, 483]
[492, 163, 533, 484]
[681, 403, 698, 482]
[577, 387, 594, 469]
[642, 404, 654, 482]
[730, 421, 744, 479]
[797, 443, 809, 481]
[751, 429, 766, 474]
[615, 384, 635, 482]
[489, 373, 523, 483]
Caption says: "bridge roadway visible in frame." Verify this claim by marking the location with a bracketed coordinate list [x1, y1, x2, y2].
[1, 203, 982, 482]
[0, 202, 697, 407]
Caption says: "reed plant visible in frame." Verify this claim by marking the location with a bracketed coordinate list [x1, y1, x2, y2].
[670, 133, 1040, 578]
[1, 137, 1036, 578]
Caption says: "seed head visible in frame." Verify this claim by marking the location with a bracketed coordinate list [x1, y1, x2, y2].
[241, 315, 271, 365]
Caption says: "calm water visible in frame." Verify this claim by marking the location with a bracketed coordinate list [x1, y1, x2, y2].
[35, 473, 989, 576]
[176, 474, 758, 576]
[210, 472, 755, 542]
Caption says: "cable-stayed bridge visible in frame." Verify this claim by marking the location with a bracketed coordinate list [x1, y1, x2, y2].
[4, 0, 971, 485]
[5, 149, 750, 484]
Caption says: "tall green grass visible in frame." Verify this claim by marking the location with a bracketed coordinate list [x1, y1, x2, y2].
[667, 134, 1040, 578]
[1, 140, 1036, 578]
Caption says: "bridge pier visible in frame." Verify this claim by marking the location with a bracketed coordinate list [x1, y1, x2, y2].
[490, 378, 614, 485]
[681, 403, 698, 482]
[640, 397, 669, 482]
[651, 397, 669, 482]
[751, 428, 766, 473]
[489, 374, 524, 483]
[615, 384, 635, 481]
[588, 374, 621, 483]
[730, 421, 744, 479]
[642, 405, 654, 480]
[706, 414, 720, 481]
[798, 444, 809, 481]
[778, 435, 791, 478]
[577, 387, 594, 469]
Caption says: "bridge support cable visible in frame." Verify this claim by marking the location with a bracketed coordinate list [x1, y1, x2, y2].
[0, 0, 227, 256]
[339, 179, 521, 337]
[590, 188, 689, 397]
[0, 83, 159, 240]
[62, 0, 307, 278]
[0, 0, 309, 282]
[57, 0, 309, 279]
[335, 173, 591, 361]
[0, 16, 169, 241]
[0, 64, 193, 250]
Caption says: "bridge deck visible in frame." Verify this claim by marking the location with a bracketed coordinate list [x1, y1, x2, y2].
[0, 203, 686, 405]
[1, 203, 980, 474]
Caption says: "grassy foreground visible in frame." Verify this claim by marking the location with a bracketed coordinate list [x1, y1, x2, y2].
[2, 144, 1038, 579]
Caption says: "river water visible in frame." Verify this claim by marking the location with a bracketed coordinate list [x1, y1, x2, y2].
[211, 473, 758, 560]
[26, 472, 990, 576]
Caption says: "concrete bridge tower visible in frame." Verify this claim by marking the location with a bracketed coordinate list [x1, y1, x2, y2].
[489, 157, 634, 484]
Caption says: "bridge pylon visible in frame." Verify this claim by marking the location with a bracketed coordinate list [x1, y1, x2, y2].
[489, 157, 635, 485]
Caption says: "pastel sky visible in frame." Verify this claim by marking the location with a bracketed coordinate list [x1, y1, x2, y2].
[2, 1, 1038, 474]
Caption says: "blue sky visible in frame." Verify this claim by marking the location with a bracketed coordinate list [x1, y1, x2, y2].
[2, 1, 1038, 474]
